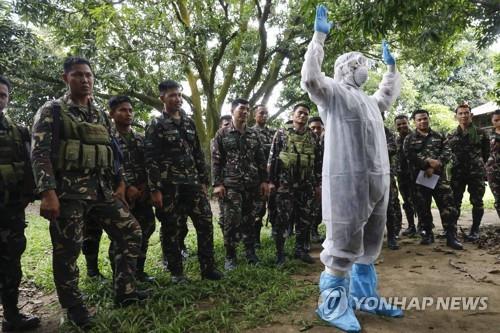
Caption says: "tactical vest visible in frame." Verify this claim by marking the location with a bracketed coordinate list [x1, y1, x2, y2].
[54, 102, 114, 172]
[278, 125, 316, 181]
[0, 116, 26, 198]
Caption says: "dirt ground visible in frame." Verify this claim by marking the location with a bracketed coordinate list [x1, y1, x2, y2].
[248, 209, 500, 333]
[3, 208, 499, 333]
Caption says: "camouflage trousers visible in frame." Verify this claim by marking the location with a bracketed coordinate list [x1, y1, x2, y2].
[451, 174, 485, 221]
[221, 186, 259, 257]
[387, 176, 403, 235]
[0, 205, 26, 312]
[159, 214, 188, 264]
[82, 201, 156, 272]
[217, 198, 225, 234]
[51, 198, 142, 308]
[397, 175, 416, 226]
[155, 184, 215, 276]
[311, 197, 322, 234]
[413, 179, 458, 234]
[274, 187, 314, 254]
[486, 167, 500, 218]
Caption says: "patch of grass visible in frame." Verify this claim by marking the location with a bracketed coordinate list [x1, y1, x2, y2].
[22, 216, 317, 332]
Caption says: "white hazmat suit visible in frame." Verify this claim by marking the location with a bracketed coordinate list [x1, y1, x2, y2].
[301, 32, 401, 271]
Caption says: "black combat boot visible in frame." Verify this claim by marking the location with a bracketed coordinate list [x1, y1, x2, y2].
[446, 227, 463, 250]
[114, 289, 151, 307]
[294, 229, 314, 263]
[387, 233, 400, 250]
[275, 237, 286, 267]
[311, 225, 324, 243]
[420, 226, 434, 245]
[254, 222, 262, 249]
[201, 266, 224, 280]
[85, 254, 104, 279]
[402, 225, 416, 237]
[387, 223, 400, 250]
[465, 208, 483, 242]
[136, 257, 155, 283]
[66, 303, 93, 329]
[402, 211, 416, 236]
[245, 246, 260, 265]
[2, 292, 40, 332]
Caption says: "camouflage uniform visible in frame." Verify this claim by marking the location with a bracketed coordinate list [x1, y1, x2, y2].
[396, 131, 417, 230]
[210, 138, 225, 234]
[268, 124, 322, 258]
[212, 123, 267, 260]
[31, 92, 142, 308]
[82, 129, 156, 276]
[251, 124, 276, 245]
[446, 124, 489, 227]
[385, 127, 402, 245]
[486, 131, 500, 218]
[116, 129, 155, 274]
[0, 113, 34, 320]
[403, 129, 458, 239]
[310, 133, 324, 242]
[145, 109, 216, 277]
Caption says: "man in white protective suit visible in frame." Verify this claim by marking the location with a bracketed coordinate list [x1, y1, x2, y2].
[301, 5, 403, 332]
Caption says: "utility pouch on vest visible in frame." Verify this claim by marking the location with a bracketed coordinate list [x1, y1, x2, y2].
[12, 161, 25, 182]
[0, 146, 13, 164]
[64, 139, 81, 170]
[0, 164, 17, 188]
[81, 144, 96, 169]
[78, 123, 110, 145]
[96, 144, 109, 168]
[279, 151, 297, 169]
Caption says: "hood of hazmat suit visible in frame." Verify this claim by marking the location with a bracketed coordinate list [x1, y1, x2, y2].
[301, 32, 401, 227]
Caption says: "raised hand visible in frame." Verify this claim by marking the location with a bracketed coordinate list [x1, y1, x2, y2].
[382, 40, 396, 65]
[314, 4, 333, 34]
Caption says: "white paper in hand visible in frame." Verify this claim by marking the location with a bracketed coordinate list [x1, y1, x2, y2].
[415, 170, 440, 189]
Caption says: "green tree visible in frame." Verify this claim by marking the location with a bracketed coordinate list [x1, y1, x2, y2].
[4, 0, 498, 146]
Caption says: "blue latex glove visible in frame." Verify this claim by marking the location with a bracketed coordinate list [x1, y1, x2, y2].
[382, 40, 396, 65]
[314, 5, 333, 34]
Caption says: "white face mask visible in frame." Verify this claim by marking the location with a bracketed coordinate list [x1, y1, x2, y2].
[353, 66, 368, 87]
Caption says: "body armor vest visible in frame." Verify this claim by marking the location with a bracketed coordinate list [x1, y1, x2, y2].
[278, 125, 316, 181]
[54, 102, 113, 172]
[0, 116, 26, 196]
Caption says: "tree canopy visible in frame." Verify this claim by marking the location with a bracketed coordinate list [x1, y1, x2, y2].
[1, 0, 498, 144]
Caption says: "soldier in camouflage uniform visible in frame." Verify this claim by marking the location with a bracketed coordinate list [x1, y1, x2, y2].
[0, 76, 41, 332]
[31, 57, 146, 328]
[308, 116, 324, 244]
[268, 104, 322, 266]
[251, 105, 275, 248]
[109, 96, 156, 280]
[211, 115, 232, 235]
[212, 99, 268, 270]
[83, 96, 158, 282]
[395, 115, 419, 236]
[446, 103, 489, 241]
[385, 126, 402, 250]
[145, 80, 222, 283]
[486, 110, 500, 218]
[403, 109, 463, 250]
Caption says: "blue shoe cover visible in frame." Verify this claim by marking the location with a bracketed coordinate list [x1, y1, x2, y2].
[316, 272, 361, 333]
[350, 263, 403, 317]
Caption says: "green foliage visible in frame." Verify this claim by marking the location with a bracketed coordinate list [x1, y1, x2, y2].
[494, 53, 500, 104]
[422, 103, 456, 134]
[2, 0, 496, 140]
